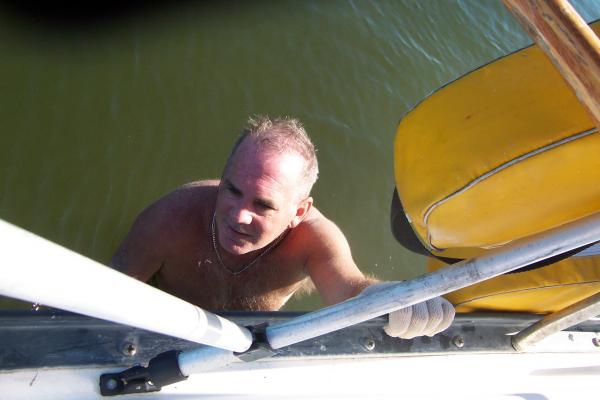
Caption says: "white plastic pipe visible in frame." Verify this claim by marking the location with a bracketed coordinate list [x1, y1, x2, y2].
[266, 211, 600, 349]
[178, 346, 238, 376]
[0, 220, 253, 353]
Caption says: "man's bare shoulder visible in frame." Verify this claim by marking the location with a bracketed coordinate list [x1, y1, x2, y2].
[154, 179, 218, 207]
[136, 180, 219, 232]
[291, 205, 366, 304]
[299, 206, 338, 231]
[292, 207, 348, 251]
[112, 180, 219, 278]
[180, 179, 220, 191]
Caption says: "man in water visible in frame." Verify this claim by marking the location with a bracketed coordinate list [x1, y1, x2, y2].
[111, 116, 454, 338]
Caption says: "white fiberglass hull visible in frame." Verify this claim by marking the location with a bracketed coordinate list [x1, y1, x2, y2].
[2, 311, 600, 399]
[3, 352, 600, 400]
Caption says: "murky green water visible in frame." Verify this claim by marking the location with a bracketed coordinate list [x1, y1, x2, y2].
[2, 0, 600, 311]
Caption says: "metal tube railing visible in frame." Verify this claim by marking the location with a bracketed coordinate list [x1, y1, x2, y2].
[512, 291, 600, 351]
[265, 211, 600, 349]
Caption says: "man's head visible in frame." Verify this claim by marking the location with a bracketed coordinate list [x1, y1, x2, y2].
[226, 116, 318, 198]
[215, 116, 319, 255]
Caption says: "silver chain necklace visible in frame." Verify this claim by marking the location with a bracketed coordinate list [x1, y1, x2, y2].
[211, 212, 288, 276]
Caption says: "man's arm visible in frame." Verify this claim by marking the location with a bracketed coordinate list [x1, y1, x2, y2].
[302, 215, 454, 338]
[111, 201, 171, 282]
[303, 217, 375, 305]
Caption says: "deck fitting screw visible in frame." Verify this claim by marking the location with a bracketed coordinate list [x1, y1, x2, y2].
[452, 335, 465, 348]
[592, 338, 600, 348]
[122, 342, 137, 357]
[105, 379, 118, 391]
[364, 338, 376, 351]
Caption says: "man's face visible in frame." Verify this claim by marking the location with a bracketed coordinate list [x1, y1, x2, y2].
[215, 139, 311, 255]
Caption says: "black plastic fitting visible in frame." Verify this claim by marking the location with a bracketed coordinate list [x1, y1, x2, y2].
[99, 350, 187, 396]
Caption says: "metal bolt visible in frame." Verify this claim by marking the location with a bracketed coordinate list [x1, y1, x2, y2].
[592, 337, 600, 348]
[452, 335, 465, 348]
[122, 342, 137, 357]
[105, 379, 118, 391]
[363, 338, 376, 351]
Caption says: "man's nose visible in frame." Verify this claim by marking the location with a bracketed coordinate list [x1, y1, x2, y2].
[232, 206, 253, 225]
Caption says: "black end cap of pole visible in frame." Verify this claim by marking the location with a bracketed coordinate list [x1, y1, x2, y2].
[147, 349, 188, 387]
[99, 350, 187, 396]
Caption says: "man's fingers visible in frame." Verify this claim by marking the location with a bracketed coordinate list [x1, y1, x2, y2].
[362, 283, 456, 339]
[423, 298, 444, 336]
[384, 297, 456, 339]
[438, 299, 455, 333]
[383, 306, 412, 337]
[399, 302, 429, 339]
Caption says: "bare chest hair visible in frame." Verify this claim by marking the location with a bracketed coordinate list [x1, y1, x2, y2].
[156, 237, 308, 311]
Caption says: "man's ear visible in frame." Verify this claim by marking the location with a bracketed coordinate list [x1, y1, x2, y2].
[289, 197, 313, 229]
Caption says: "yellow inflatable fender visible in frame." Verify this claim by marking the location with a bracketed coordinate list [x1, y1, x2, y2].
[392, 21, 600, 313]
[428, 255, 600, 313]
[394, 21, 600, 260]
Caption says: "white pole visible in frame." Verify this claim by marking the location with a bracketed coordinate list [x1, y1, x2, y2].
[0, 220, 253, 353]
[266, 211, 600, 349]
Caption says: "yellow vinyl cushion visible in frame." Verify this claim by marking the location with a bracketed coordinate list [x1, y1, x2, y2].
[428, 256, 600, 313]
[394, 22, 600, 259]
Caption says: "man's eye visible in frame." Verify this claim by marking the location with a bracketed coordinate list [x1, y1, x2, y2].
[256, 202, 274, 211]
[228, 186, 241, 196]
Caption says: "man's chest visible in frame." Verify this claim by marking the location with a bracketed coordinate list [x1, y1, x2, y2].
[156, 241, 307, 311]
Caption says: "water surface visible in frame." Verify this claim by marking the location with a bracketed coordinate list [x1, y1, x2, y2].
[2, 0, 599, 310]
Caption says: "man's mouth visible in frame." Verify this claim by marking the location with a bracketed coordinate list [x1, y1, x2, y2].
[227, 224, 251, 238]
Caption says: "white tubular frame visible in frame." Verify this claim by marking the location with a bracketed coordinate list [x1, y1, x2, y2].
[0, 220, 253, 353]
[3, 210, 600, 374]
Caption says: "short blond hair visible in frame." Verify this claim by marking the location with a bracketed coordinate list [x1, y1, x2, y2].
[227, 116, 319, 198]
